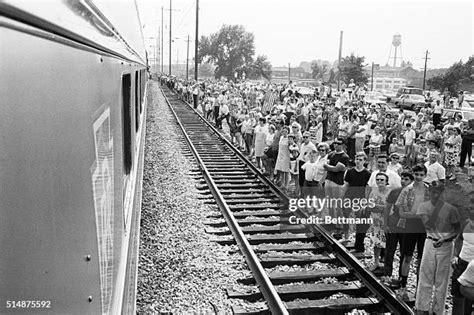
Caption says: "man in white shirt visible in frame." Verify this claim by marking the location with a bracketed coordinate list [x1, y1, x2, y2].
[424, 152, 446, 184]
[404, 123, 416, 162]
[432, 100, 444, 128]
[192, 84, 200, 109]
[216, 102, 230, 129]
[355, 118, 368, 152]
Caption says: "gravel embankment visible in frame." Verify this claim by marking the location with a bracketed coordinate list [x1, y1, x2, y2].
[136, 81, 251, 313]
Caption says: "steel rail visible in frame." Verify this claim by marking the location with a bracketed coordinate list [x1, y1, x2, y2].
[161, 87, 289, 315]
[164, 86, 414, 315]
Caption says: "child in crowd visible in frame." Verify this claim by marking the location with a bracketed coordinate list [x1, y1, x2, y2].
[288, 134, 300, 194]
[414, 138, 429, 164]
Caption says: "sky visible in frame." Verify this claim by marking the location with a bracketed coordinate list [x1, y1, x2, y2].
[138, 0, 473, 70]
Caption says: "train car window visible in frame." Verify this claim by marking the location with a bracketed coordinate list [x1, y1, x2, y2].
[135, 71, 139, 131]
[122, 74, 132, 175]
[140, 70, 145, 114]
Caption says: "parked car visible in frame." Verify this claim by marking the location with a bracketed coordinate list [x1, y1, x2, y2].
[463, 92, 474, 107]
[395, 86, 424, 98]
[440, 108, 474, 124]
[393, 94, 426, 110]
[363, 92, 387, 105]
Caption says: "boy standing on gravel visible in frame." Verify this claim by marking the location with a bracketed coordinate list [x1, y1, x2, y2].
[395, 164, 431, 301]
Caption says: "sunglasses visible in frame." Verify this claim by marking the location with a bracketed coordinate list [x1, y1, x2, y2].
[376, 179, 386, 182]
[303, 136, 309, 138]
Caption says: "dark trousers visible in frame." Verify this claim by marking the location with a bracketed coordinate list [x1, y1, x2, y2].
[433, 113, 441, 128]
[303, 180, 323, 200]
[460, 139, 473, 167]
[193, 94, 198, 109]
[347, 137, 356, 160]
[384, 231, 404, 277]
[354, 209, 371, 251]
[216, 114, 230, 129]
[298, 160, 306, 193]
[213, 106, 220, 125]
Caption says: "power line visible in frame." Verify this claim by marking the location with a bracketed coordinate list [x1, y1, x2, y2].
[174, 1, 195, 36]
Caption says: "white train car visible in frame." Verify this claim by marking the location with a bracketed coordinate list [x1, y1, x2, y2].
[0, 1, 148, 313]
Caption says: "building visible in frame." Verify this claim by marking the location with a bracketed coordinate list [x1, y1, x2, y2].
[371, 77, 408, 91]
[272, 66, 315, 85]
[365, 64, 420, 91]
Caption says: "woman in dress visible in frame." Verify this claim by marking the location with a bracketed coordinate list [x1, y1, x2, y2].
[368, 126, 384, 171]
[288, 134, 300, 194]
[275, 126, 291, 190]
[444, 127, 463, 181]
[368, 172, 391, 272]
[254, 117, 268, 171]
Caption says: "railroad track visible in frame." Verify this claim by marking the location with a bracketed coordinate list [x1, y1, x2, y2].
[161, 86, 413, 315]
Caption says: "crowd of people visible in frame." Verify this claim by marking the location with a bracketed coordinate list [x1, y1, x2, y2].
[162, 75, 474, 314]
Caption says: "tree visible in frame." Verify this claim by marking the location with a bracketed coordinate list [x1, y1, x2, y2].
[311, 62, 328, 80]
[244, 55, 272, 80]
[189, 61, 215, 79]
[198, 24, 271, 80]
[338, 54, 369, 85]
[327, 69, 336, 84]
[427, 56, 473, 94]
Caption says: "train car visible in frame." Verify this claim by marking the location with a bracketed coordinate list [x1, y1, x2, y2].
[0, 1, 148, 314]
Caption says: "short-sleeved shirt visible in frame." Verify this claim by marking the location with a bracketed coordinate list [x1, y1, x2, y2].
[433, 104, 444, 114]
[417, 201, 460, 239]
[325, 151, 349, 185]
[344, 168, 371, 199]
[395, 182, 431, 233]
[404, 129, 416, 145]
[424, 161, 446, 184]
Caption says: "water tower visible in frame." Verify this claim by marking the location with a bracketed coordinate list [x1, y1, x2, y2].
[387, 34, 403, 67]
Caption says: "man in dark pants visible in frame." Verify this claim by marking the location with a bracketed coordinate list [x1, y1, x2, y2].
[342, 152, 371, 245]
[460, 119, 474, 168]
[432, 99, 444, 128]
[383, 172, 413, 286]
[192, 84, 199, 109]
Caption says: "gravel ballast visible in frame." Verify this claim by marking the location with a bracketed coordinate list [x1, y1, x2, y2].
[136, 81, 251, 313]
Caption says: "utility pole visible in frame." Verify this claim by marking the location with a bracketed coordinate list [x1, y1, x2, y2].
[169, 0, 172, 76]
[371, 62, 374, 91]
[153, 45, 157, 73]
[422, 50, 430, 90]
[288, 63, 291, 83]
[161, 6, 164, 73]
[155, 26, 161, 74]
[194, 0, 199, 81]
[337, 31, 343, 91]
[186, 35, 190, 81]
[176, 49, 179, 77]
